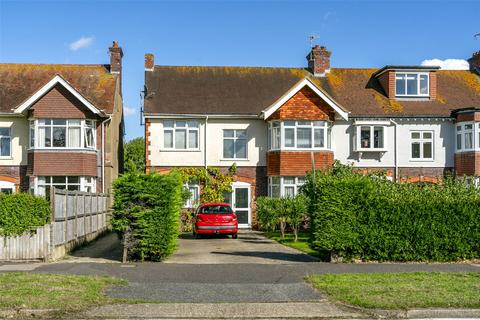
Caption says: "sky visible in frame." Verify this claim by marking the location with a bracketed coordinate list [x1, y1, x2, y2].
[1, 0, 479, 141]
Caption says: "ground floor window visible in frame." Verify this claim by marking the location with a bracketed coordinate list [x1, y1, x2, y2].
[268, 176, 306, 198]
[464, 176, 480, 188]
[183, 183, 200, 208]
[35, 176, 96, 197]
[0, 181, 15, 194]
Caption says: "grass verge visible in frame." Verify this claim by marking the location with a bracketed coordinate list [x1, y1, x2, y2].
[307, 272, 480, 310]
[264, 231, 319, 257]
[0, 272, 127, 312]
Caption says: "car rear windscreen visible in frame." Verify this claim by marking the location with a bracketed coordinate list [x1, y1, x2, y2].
[199, 205, 233, 214]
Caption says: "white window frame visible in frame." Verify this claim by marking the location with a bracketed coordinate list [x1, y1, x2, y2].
[222, 129, 248, 160]
[395, 72, 430, 97]
[34, 176, 96, 197]
[183, 183, 200, 208]
[355, 125, 386, 151]
[268, 121, 331, 151]
[0, 181, 15, 194]
[410, 130, 434, 161]
[0, 127, 11, 158]
[162, 120, 200, 150]
[29, 119, 96, 150]
[456, 122, 478, 152]
[268, 176, 305, 198]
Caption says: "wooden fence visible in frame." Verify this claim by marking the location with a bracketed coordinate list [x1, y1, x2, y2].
[0, 189, 110, 261]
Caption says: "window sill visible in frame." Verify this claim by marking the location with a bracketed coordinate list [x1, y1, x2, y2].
[160, 149, 201, 152]
[354, 149, 388, 152]
[0, 156, 13, 160]
[220, 158, 249, 161]
[409, 158, 435, 162]
[267, 148, 332, 152]
[28, 148, 97, 152]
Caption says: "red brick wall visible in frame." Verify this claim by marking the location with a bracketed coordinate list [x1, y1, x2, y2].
[377, 71, 395, 98]
[455, 152, 480, 176]
[27, 151, 97, 176]
[456, 112, 480, 123]
[29, 84, 97, 119]
[429, 72, 437, 100]
[268, 87, 335, 121]
[0, 166, 29, 191]
[267, 151, 333, 176]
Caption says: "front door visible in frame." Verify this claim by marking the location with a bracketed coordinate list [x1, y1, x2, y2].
[224, 182, 251, 228]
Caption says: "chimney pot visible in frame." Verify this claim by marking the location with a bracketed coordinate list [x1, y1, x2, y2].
[145, 53, 154, 71]
[307, 45, 331, 76]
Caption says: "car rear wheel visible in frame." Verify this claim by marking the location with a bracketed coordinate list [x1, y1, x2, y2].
[232, 233, 238, 239]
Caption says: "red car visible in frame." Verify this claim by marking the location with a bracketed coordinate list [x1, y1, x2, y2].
[193, 203, 238, 239]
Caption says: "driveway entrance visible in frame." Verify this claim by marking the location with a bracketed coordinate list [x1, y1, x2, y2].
[165, 231, 318, 264]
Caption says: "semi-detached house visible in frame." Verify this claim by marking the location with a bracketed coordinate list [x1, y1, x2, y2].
[144, 46, 480, 229]
[0, 42, 124, 196]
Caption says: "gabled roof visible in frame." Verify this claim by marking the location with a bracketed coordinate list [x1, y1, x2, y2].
[144, 65, 480, 118]
[14, 75, 104, 116]
[0, 64, 118, 114]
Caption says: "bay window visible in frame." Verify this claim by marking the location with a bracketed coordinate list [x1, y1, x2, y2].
[355, 125, 385, 151]
[163, 120, 199, 150]
[456, 122, 478, 152]
[410, 131, 433, 160]
[0, 127, 11, 157]
[268, 176, 305, 198]
[36, 176, 96, 197]
[395, 72, 429, 97]
[30, 119, 96, 150]
[268, 121, 331, 150]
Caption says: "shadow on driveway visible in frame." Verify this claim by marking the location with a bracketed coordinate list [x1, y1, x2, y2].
[66, 232, 123, 262]
[211, 250, 318, 263]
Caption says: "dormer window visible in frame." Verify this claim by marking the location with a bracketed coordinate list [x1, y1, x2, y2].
[395, 72, 429, 97]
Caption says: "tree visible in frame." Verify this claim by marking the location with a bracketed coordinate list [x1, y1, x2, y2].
[124, 137, 145, 173]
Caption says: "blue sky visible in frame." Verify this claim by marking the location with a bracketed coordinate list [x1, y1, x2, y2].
[1, 0, 479, 141]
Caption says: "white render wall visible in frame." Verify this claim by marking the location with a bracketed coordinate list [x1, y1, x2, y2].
[0, 117, 28, 166]
[148, 117, 455, 170]
[148, 118, 268, 167]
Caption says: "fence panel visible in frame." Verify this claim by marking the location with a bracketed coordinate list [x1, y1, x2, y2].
[0, 225, 51, 260]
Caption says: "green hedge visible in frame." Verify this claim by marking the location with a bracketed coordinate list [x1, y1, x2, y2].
[303, 165, 480, 262]
[0, 193, 51, 236]
[112, 172, 184, 261]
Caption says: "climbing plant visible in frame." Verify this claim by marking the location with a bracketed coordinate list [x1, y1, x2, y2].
[173, 165, 236, 203]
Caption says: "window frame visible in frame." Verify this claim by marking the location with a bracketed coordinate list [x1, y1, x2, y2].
[268, 176, 306, 198]
[222, 129, 248, 160]
[0, 127, 12, 158]
[410, 130, 434, 161]
[34, 176, 96, 197]
[355, 125, 386, 151]
[183, 183, 200, 208]
[456, 122, 478, 152]
[29, 119, 96, 150]
[268, 120, 331, 151]
[162, 120, 200, 151]
[395, 72, 430, 98]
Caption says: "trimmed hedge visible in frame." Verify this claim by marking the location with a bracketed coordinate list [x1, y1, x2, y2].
[112, 172, 184, 261]
[0, 193, 51, 236]
[303, 165, 480, 262]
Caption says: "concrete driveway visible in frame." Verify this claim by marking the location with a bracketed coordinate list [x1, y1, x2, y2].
[165, 231, 318, 264]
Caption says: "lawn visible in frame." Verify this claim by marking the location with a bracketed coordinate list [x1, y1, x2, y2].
[264, 231, 319, 257]
[307, 272, 480, 310]
[0, 272, 127, 312]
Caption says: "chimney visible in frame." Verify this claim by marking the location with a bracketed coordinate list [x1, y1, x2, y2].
[145, 53, 154, 71]
[109, 41, 123, 74]
[307, 45, 331, 76]
[468, 51, 480, 72]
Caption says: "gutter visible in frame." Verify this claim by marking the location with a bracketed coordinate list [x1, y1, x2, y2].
[204, 115, 208, 169]
[101, 115, 112, 193]
[390, 119, 399, 182]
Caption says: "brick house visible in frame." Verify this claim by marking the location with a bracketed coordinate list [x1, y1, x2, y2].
[0, 42, 124, 196]
[143, 46, 480, 228]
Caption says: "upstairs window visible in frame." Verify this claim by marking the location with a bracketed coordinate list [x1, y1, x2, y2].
[163, 120, 199, 150]
[411, 131, 433, 160]
[223, 129, 247, 159]
[30, 119, 96, 150]
[356, 125, 385, 151]
[268, 121, 331, 150]
[395, 73, 429, 97]
[0, 128, 11, 157]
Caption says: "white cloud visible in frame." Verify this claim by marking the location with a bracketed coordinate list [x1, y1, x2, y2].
[69, 36, 94, 51]
[420, 58, 469, 70]
[124, 106, 136, 117]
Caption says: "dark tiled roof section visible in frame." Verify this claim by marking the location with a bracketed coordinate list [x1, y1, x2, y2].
[317, 69, 480, 117]
[0, 64, 118, 114]
[144, 65, 480, 117]
[144, 66, 311, 115]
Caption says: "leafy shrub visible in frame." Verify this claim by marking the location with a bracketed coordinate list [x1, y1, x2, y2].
[303, 164, 480, 262]
[112, 172, 183, 261]
[0, 193, 51, 236]
[256, 195, 308, 240]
